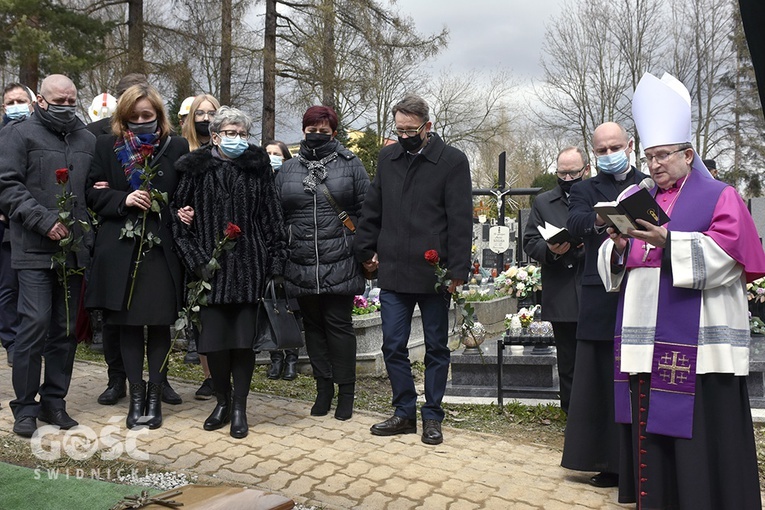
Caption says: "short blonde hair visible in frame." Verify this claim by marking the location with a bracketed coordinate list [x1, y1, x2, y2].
[112, 84, 171, 139]
[181, 94, 221, 150]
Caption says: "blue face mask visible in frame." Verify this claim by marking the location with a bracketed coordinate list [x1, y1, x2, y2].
[5, 103, 30, 120]
[596, 150, 629, 174]
[218, 136, 249, 159]
[269, 154, 283, 171]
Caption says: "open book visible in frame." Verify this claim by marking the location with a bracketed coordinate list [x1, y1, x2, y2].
[537, 222, 580, 245]
[593, 183, 670, 234]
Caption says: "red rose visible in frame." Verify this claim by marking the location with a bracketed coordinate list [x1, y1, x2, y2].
[424, 249, 440, 265]
[224, 222, 242, 239]
[139, 145, 155, 159]
[55, 168, 69, 185]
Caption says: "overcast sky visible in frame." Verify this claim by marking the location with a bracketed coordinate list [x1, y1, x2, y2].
[394, 0, 565, 81]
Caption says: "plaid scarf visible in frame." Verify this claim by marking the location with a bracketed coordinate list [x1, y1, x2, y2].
[114, 131, 159, 190]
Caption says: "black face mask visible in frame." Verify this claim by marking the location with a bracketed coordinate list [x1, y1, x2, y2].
[304, 132, 332, 149]
[398, 133, 425, 153]
[195, 121, 210, 137]
[127, 119, 158, 135]
[557, 176, 582, 194]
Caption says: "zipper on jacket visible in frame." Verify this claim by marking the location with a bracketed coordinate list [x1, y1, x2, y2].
[313, 194, 320, 294]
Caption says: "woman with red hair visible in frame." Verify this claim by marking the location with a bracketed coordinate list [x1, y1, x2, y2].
[275, 106, 369, 421]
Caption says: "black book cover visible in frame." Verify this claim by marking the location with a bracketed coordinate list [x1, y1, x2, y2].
[594, 187, 670, 234]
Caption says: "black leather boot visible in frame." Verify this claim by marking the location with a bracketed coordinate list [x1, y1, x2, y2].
[144, 381, 163, 429]
[203, 391, 231, 431]
[126, 381, 146, 429]
[282, 351, 298, 381]
[230, 395, 248, 439]
[334, 383, 355, 421]
[98, 377, 127, 405]
[267, 351, 284, 380]
[310, 377, 334, 416]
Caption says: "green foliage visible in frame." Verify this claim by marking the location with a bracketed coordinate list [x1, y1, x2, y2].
[350, 128, 383, 180]
[0, 0, 113, 82]
[529, 172, 558, 207]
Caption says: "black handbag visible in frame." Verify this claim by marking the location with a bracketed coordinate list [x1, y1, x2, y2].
[253, 279, 304, 352]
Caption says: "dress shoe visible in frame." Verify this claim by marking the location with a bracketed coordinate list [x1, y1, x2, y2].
[195, 378, 214, 400]
[97, 378, 127, 405]
[370, 415, 417, 436]
[38, 407, 78, 429]
[161, 381, 182, 405]
[421, 419, 443, 445]
[13, 416, 37, 437]
[589, 472, 619, 488]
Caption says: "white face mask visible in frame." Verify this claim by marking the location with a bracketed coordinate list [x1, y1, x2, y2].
[269, 154, 283, 171]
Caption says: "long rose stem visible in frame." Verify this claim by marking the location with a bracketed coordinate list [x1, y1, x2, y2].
[127, 210, 148, 310]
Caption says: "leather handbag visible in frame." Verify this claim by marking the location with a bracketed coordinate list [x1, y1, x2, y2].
[253, 279, 304, 352]
[318, 183, 377, 280]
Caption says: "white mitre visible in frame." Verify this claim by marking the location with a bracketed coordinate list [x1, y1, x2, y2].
[632, 72, 712, 179]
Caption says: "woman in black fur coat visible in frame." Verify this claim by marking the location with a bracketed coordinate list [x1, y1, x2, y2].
[172, 106, 287, 439]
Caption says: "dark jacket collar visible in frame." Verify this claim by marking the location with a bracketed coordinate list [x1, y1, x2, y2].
[391, 132, 446, 164]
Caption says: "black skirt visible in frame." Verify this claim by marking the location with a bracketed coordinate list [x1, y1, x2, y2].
[197, 303, 258, 354]
[106, 247, 177, 326]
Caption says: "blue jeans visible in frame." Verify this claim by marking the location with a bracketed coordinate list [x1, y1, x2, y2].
[380, 290, 451, 421]
[11, 269, 80, 418]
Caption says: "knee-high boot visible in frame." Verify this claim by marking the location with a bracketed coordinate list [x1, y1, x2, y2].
[334, 383, 355, 421]
[204, 391, 231, 431]
[144, 381, 163, 429]
[126, 381, 146, 429]
[310, 377, 335, 416]
[230, 395, 248, 439]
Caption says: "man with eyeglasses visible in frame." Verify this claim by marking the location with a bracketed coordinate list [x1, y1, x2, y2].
[522, 146, 587, 415]
[355, 94, 472, 445]
[0, 74, 95, 437]
[561, 122, 648, 489]
[598, 72, 765, 509]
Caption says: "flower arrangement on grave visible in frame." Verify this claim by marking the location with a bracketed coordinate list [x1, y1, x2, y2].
[162, 223, 241, 371]
[494, 264, 542, 299]
[424, 249, 485, 347]
[747, 276, 765, 303]
[352, 295, 381, 315]
[51, 168, 90, 335]
[118, 144, 168, 309]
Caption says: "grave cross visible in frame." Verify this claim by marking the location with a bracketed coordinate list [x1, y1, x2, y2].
[472, 151, 542, 274]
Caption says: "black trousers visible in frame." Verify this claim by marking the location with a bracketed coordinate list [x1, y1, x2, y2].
[297, 294, 356, 384]
[0, 240, 19, 353]
[102, 323, 126, 381]
[551, 321, 577, 414]
[11, 269, 81, 418]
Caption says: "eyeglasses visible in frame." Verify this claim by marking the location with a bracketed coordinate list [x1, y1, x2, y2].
[391, 121, 427, 138]
[194, 110, 216, 119]
[556, 166, 585, 179]
[641, 148, 686, 164]
[217, 130, 249, 139]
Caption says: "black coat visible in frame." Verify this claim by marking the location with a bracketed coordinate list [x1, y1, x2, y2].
[172, 145, 287, 305]
[355, 133, 473, 293]
[275, 141, 369, 297]
[523, 185, 584, 322]
[85, 135, 189, 312]
[567, 168, 647, 340]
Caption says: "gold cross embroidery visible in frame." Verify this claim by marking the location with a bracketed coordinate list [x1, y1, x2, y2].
[658, 351, 691, 385]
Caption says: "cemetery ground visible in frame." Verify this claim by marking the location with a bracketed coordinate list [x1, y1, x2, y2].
[0, 344, 764, 508]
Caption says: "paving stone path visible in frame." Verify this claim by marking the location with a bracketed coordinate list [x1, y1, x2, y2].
[1, 354, 762, 509]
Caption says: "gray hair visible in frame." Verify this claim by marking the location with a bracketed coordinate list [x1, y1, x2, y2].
[392, 94, 429, 123]
[209, 105, 252, 136]
[557, 146, 589, 166]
